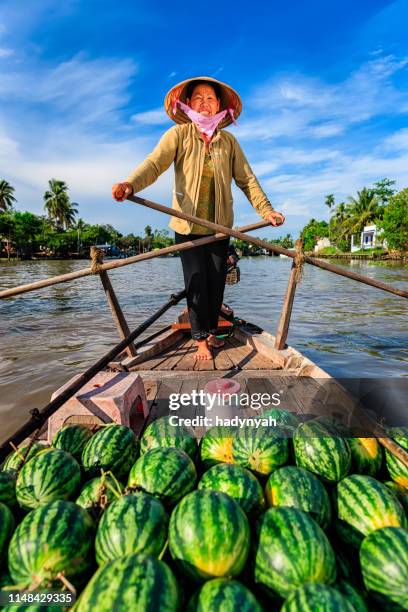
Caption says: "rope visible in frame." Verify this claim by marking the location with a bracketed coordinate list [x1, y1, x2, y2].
[90, 246, 104, 274]
[294, 239, 305, 283]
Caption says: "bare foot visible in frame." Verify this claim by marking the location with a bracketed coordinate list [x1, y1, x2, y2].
[195, 339, 213, 360]
[207, 334, 225, 348]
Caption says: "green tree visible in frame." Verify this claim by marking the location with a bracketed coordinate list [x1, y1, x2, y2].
[43, 179, 78, 229]
[372, 178, 396, 206]
[344, 187, 379, 235]
[0, 180, 16, 211]
[379, 188, 408, 251]
[300, 219, 329, 252]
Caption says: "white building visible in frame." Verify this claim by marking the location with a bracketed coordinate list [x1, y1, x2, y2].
[351, 224, 386, 252]
[314, 237, 331, 253]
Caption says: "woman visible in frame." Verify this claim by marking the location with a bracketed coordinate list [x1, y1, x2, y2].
[112, 76, 285, 360]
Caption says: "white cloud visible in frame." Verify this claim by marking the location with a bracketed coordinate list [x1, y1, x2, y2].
[131, 108, 169, 125]
[0, 47, 13, 58]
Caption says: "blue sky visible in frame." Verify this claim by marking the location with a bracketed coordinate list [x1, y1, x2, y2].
[0, 0, 407, 239]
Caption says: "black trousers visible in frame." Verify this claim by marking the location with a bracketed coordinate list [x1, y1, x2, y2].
[175, 232, 230, 340]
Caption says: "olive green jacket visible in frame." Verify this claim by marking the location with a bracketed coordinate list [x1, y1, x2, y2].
[125, 122, 274, 235]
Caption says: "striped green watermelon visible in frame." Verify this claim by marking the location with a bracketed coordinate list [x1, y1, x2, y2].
[8, 500, 94, 588]
[128, 447, 196, 508]
[141, 416, 197, 459]
[52, 424, 93, 461]
[348, 438, 382, 476]
[336, 475, 407, 546]
[169, 490, 250, 582]
[95, 492, 168, 565]
[254, 507, 336, 598]
[75, 553, 180, 612]
[384, 480, 408, 513]
[293, 420, 351, 482]
[190, 578, 262, 612]
[281, 584, 354, 612]
[385, 427, 408, 488]
[16, 449, 81, 510]
[232, 426, 288, 477]
[265, 466, 331, 530]
[81, 423, 139, 481]
[2, 442, 47, 473]
[76, 473, 124, 512]
[198, 463, 265, 516]
[199, 426, 235, 468]
[0, 471, 17, 508]
[0, 503, 14, 564]
[262, 408, 299, 434]
[360, 527, 408, 610]
[335, 580, 368, 612]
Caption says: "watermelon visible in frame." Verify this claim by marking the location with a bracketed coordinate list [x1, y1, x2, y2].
[335, 580, 368, 612]
[335, 475, 407, 546]
[75, 553, 180, 612]
[384, 480, 408, 513]
[52, 424, 93, 461]
[385, 427, 408, 488]
[199, 426, 235, 468]
[232, 426, 288, 477]
[169, 490, 250, 582]
[190, 578, 262, 611]
[281, 584, 354, 612]
[76, 473, 123, 512]
[293, 420, 351, 482]
[360, 527, 408, 610]
[8, 500, 94, 588]
[141, 416, 197, 459]
[0, 503, 14, 564]
[265, 466, 331, 530]
[81, 423, 139, 480]
[95, 492, 168, 565]
[2, 442, 47, 473]
[348, 438, 382, 476]
[254, 507, 336, 598]
[198, 463, 265, 516]
[128, 447, 196, 508]
[0, 471, 17, 508]
[16, 449, 81, 510]
[262, 408, 299, 434]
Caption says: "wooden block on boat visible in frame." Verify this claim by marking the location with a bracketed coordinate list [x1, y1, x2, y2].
[172, 320, 233, 330]
[47, 372, 148, 442]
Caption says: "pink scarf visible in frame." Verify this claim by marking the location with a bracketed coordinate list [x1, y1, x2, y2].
[173, 99, 237, 138]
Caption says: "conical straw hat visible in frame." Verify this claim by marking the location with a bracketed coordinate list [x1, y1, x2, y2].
[164, 75, 242, 129]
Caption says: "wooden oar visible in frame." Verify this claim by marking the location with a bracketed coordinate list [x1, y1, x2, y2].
[128, 194, 408, 300]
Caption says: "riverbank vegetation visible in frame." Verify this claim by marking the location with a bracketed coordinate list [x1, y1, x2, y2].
[1, 177, 406, 260]
[300, 179, 408, 254]
[0, 179, 293, 259]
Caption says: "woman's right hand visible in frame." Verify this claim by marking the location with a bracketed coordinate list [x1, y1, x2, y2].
[112, 182, 133, 202]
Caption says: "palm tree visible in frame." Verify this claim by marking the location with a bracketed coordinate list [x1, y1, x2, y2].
[144, 225, 153, 252]
[43, 179, 78, 229]
[0, 180, 16, 211]
[345, 188, 379, 235]
[75, 218, 86, 253]
[325, 194, 335, 242]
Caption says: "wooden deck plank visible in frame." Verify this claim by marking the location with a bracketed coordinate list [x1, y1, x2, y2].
[158, 337, 195, 371]
[131, 336, 188, 371]
[176, 338, 198, 371]
[225, 336, 271, 370]
[213, 342, 236, 371]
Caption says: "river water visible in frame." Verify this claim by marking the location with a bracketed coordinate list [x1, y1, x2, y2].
[0, 256, 407, 438]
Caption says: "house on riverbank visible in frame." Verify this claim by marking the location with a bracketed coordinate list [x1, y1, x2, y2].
[351, 224, 387, 252]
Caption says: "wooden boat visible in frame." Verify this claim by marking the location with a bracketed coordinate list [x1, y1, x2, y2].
[32, 307, 368, 444]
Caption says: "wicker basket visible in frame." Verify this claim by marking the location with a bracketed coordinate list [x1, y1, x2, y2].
[226, 265, 240, 285]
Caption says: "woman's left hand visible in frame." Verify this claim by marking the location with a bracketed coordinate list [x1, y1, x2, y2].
[267, 211, 285, 227]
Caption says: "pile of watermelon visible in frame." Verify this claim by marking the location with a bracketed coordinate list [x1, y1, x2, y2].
[0, 413, 407, 611]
